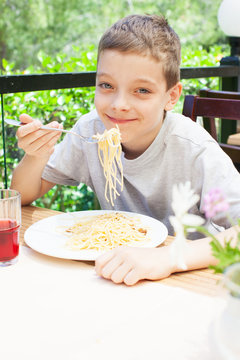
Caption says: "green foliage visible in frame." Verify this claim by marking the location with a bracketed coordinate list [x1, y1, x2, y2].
[34, 184, 100, 212]
[0, 0, 225, 70]
[209, 238, 240, 274]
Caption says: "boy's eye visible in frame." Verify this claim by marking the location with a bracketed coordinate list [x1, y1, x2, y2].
[137, 88, 151, 94]
[99, 82, 113, 89]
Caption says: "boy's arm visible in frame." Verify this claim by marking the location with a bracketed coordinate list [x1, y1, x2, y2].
[175, 225, 238, 272]
[11, 154, 55, 205]
[95, 225, 238, 286]
[10, 114, 62, 205]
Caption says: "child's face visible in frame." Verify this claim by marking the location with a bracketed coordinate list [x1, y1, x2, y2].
[94, 50, 181, 159]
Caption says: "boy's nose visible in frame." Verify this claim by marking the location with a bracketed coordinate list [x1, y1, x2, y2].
[111, 92, 130, 111]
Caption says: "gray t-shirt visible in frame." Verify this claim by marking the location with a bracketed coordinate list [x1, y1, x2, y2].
[42, 109, 240, 236]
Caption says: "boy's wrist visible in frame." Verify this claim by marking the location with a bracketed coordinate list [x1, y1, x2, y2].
[155, 245, 178, 276]
[25, 153, 50, 162]
[169, 237, 218, 274]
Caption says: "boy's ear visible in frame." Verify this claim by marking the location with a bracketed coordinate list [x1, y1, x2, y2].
[165, 82, 183, 111]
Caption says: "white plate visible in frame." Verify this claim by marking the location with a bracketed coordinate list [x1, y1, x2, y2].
[24, 210, 168, 261]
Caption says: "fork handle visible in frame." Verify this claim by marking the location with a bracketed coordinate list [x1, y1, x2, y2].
[41, 125, 68, 134]
[41, 126, 86, 140]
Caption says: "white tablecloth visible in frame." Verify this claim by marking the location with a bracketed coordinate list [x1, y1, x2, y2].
[0, 246, 226, 360]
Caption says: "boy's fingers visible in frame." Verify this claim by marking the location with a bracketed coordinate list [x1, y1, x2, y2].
[17, 119, 62, 139]
[35, 133, 62, 157]
[47, 121, 63, 129]
[19, 113, 34, 124]
[100, 256, 124, 279]
[95, 250, 115, 275]
[123, 269, 140, 286]
[18, 128, 61, 154]
[110, 262, 133, 284]
[17, 119, 42, 137]
[19, 114, 62, 130]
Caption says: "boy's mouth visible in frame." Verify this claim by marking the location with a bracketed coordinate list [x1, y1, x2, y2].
[106, 114, 137, 124]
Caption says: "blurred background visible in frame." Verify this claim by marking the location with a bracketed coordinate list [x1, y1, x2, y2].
[0, 0, 226, 69]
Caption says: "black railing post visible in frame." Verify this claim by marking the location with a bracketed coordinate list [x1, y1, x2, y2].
[219, 36, 240, 143]
[1, 93, 8, 188]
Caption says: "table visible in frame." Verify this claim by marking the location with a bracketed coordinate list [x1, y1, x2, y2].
[227, 132, 240, 146]
[21, 205, 222, 296]
[0, 206, 226, 360]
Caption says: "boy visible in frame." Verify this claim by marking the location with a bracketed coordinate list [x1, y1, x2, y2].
[11, 14, 240, 285]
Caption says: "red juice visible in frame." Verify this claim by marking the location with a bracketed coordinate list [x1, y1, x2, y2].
[0, 219, 20, 262]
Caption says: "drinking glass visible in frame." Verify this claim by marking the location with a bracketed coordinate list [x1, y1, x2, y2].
[0, 189, 21, 266]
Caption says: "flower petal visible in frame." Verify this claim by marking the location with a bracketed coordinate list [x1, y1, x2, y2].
[182, 213, 205, 226]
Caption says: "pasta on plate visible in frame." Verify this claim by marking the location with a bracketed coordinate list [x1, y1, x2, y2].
[63, 212, 149, 251]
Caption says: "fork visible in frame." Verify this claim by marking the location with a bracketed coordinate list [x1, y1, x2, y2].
[4, 119, 99, 144]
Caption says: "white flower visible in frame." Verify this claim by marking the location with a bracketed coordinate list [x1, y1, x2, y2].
[171, 181, 200, 217]
[170, 182, 205, 270]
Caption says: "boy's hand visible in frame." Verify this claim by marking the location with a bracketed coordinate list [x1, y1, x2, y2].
[17, 113, 63, 158]
[95, 246, 173, 286]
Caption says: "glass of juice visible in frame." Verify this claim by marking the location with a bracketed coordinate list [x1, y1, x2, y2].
[0, 189, 21, 266]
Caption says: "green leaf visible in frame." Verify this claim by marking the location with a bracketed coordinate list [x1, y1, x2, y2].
[209, 238, 240, 273]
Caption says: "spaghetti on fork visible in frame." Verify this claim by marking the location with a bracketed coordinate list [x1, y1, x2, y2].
[93, 126, 123, 206]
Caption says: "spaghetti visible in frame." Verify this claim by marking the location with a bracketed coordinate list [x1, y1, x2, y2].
[93, 126, 123, 206]
[64, 212, 149, 251]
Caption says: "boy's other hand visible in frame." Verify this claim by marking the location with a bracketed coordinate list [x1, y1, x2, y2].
[95, 246, 173, 286]
[17, 113, 63, 158]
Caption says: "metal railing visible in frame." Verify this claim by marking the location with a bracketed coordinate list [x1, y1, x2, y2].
[1, 64, 240, 187]
[1, 66, 239, 94]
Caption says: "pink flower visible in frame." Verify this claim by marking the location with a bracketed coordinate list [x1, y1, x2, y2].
[203, 188, 229, 219]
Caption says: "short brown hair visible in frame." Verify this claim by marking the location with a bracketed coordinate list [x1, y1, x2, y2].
[97, 14, 181, 90]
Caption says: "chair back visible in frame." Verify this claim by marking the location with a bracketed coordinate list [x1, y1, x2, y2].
[199, 89, 240, 100]
[182, 93, 240, 166]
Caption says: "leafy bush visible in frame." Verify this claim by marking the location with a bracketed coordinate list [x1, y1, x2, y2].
[175, 44, 229, 113]
[0, 44, 230, 211]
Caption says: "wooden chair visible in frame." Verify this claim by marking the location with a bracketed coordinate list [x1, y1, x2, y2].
[199, 89, 240, 144]
[182, 92, 240, 171]
[199, 88, 240, 101]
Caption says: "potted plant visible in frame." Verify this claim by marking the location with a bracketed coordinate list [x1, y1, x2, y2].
[170, 182, 240, 359]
